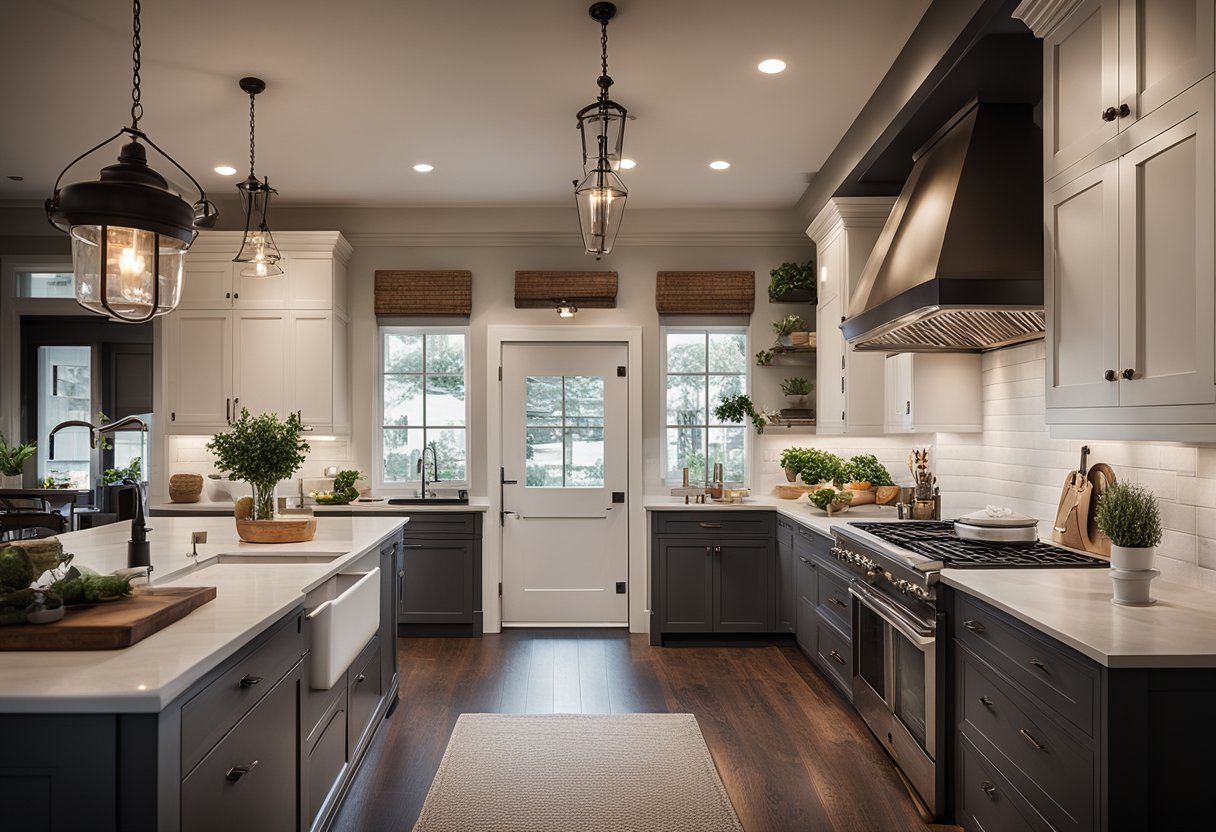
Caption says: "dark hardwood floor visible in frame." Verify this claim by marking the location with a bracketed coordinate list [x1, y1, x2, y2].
[332, 630, 961, 832]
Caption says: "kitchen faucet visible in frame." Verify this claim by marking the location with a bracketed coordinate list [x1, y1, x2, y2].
[418, 443, 440, 498]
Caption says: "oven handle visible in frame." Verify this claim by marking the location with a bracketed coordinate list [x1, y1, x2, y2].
[848, 582, 935, 647]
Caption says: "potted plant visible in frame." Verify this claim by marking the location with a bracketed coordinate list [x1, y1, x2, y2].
[779, 447, 807, 482]
[755, 348, 774, 366]
[772, 314, 803, 347]
[1095, 482, 1162, 571]
[796, 448, 845, 488]
[311, 469, 364, 505]
[0, 433, 36, 487]
[714, 393, 773, 434]
[781, 377, 813, 408]
[809, 487, 853, 516]
[842, 454, 900, 504]
[768, 261, 816, 303]
[207, 409, 310, 522]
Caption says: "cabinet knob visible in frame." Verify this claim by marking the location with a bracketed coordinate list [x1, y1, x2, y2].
[1104, 369, 1116, 381]
[981, 781, 997, 799]
[1121, 368, 1135, 380]
[225, 760, 258, 782]
[238, 674, 263, 688]
[355, 673, 367, 684]
[1101, 103, 1130, 121]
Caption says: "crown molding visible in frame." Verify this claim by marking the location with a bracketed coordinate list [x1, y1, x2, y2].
[190, 230, 354, 262]
[343, 230, 814, 248]
[1012, 0, 1084, 37]
[805, 196, 896, 245]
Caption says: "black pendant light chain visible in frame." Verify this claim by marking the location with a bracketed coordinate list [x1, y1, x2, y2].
[247, 90, 257, 179]
[598, 17, 612, 102]
[130, 0, 143, 130]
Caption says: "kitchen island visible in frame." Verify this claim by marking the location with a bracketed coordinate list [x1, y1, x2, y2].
[0, 515, 405, 832]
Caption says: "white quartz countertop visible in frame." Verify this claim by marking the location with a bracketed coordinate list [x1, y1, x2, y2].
[644, 493, 902, 537]
[152, 498, 489, 514]
[0, 515, 405, 713]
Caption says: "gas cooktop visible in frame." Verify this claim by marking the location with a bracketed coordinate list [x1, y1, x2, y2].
[847, 522, 1110, 569]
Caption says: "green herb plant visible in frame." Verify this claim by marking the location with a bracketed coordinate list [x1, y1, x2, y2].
[792, 448, 846, 486]
[331, 469, 364, 504]
[207, 409, 310, 520]
[842, 454, 895, 487]
[809, 487, 853, 511]
[768, 261, 816, 302]
[772, 314, 804, 338]
[755, 349, 774, 366]
[713, 394, 773, 434]
[100, 456, 141, 487]
[780, 377, 813, 397]
[0, 433, 36, 478]
[1095, 482, 1163, 549]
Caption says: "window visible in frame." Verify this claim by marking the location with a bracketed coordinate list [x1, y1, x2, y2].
[525, 375, 605, 487]
[662, 327, 748, 484]
[377, 328, 468, 489]
[17, 272, 76, 298]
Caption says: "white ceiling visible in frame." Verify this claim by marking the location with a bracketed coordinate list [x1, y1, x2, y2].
[0, 0, 929, 209]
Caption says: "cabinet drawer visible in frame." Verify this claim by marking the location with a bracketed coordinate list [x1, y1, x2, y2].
[347, 635, 382, 753]
[403, 512, 479, 538]
[958, 732, 1054, 832]
[816, 617, 852, 695]
[181, 663, 300, 832]
[959, 645, 1094, 831]
[307, 704, 347, 827]
[816, 567, 851, 636]
[956, 594, 1098, 736]
[182, 609, 305, 775]
[303, 661, 346, 749]
[795, 551, 817, 605]
[794, 523, 831, 556]
[776, 516, 795, 548]
[653, 511, 774, 537]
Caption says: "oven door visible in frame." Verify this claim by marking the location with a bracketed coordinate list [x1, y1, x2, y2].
[849, 580, 939, 814]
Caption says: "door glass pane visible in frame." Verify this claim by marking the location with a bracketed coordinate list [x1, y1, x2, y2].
[38, 346, 92, 488]
[524, 375, 605, 487]
[425, 375, 465, 426]
[708, 332, 747, 373]
[383, 374, 423, 427]
[665, 426, 705, 482]
[381, 427, 422, 483]
[856, 604, 886, 698]
[425, 428, 466, 481]
[708, 427, 745, 483]
[895, 636, 928, 750]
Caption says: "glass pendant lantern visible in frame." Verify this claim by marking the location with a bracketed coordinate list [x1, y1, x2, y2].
[574, 2, 629, 258]
[45, 0, 216, 323]
[233, 77, 284, 278]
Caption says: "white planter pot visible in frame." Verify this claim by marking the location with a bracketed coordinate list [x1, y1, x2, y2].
[1110, 544, 1156, 571]
[1110, 567, 1160, 606]
[778, 335, 793, 347]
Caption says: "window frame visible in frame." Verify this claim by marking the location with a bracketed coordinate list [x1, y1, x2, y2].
[659, 324, 752, 487]
[373, 325, 471, 494]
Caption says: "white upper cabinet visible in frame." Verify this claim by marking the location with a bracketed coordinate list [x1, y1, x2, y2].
[884, 353, 983, 435]
[1033, 0, 1213, 181]
[807, 198, 894, 435]
[164, 310, 232, 428]
[232, 311, 290, 420]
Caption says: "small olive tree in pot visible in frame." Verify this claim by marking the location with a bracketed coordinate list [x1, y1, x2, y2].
[1095, 482, 1162, 570]
[207, 409, 310, 521]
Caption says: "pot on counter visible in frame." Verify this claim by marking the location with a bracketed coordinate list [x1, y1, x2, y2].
[954, 508, 1039, 544]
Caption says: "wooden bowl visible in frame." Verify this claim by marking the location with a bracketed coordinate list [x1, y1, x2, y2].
[235, 517, 317, 544]
[874, 485, 902, 506]
[169, 473, 203, 503]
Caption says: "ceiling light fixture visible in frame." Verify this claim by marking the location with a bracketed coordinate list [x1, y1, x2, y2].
[44, 0, 217, 323]
[757, 58, 787, 74]
[232, 77, 282, 278]
[214, 165, 237, 176]
[413, 163, 434, 173]
[709, 160, 732, 170]
[617, 158, 636, 170]
[574, 2, 628, 259]
[555, 300, 579, 319]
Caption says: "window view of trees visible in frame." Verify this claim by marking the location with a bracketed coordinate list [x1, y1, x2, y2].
[525, 375, 605, 487]
[665, 330, 747, 483]
[381, 331, 467, 483]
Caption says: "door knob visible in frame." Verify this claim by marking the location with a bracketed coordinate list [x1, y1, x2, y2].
[1104, 369, 1116, 381]
[1121, 368, 1135, 380]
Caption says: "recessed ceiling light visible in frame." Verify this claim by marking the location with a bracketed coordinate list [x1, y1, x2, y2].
[214, 165, 237, 176]
[618, 158, 637, 170]
[709, 160, 731, 170]
[757, 58, 787, 74]
[413, 163, 434, 173]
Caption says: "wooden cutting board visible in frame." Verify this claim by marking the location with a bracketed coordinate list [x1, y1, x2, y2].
[1085, 462, 1117, 556]
[773, 484, 816, 499]
[0, 586, 216, 651]
[1051, 469, 1093, 552]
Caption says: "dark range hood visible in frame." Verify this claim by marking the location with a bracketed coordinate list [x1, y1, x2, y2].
[841, 101, 1044, 353]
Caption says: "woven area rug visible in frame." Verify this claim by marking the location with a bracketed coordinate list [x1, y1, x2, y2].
[412, 713, 745, 832]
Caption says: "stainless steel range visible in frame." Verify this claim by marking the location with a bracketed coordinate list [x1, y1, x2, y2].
[830, 521, 1109, 818]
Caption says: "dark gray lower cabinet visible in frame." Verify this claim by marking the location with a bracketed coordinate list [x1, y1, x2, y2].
[398, 512, 483, 636]
[0, 715, 117, 831]
[655, 538, 715, 633]
[775, 517, 796, 633]
[714, 540, 772, 631]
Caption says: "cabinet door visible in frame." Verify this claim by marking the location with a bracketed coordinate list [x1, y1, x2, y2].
[233, 259, 290, 309]
[380, 536, 399, 694]
[1119, 0, 1214, 124]
[816, 291, 845, 433]
[233, 311, 289, 419]
[1046, 160, 1121, 409]
[1044, 0, 1120, 180]
[656, 539, 714, 633]
[713, 540, 771, 632]
[399, 539, 475, 624]
[178, 259, 233, 309]
[289, 257, 334, 309]
[289, 311, 334, 429]
[1118, 80, 1215, 406]
[775, 536, 795, 634]
[165, 310, 233, 428]
[884, 353, 913, 433]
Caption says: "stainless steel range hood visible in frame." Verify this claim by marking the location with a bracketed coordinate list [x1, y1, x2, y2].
[841, 101, 1044, 353]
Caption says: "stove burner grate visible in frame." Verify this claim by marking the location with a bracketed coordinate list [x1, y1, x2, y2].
[848, 521, 1110, 569]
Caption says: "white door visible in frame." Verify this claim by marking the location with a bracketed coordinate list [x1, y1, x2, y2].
[500, 342, 628, 626]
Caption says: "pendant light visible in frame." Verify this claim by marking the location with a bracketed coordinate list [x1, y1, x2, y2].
[44, 0, 217, 323]
[574, 2, 628, 258]
[232, 77, 283, 278]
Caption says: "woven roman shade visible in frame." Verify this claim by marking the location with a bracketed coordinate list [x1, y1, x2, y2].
[514, 271, 617, 308]
[655, 271, 755, 315]
[374, 271, 473, 317]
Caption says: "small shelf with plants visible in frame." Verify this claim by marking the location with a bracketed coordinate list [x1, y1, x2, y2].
[768, 260, 817, 304]
[756, 314, 816, 366]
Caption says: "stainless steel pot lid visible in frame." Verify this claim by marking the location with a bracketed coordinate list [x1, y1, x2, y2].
[956, 507, 1038, 528]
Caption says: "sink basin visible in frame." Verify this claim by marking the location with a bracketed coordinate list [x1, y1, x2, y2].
[387, 497, 468, 505]
[155, 552, 345, 583]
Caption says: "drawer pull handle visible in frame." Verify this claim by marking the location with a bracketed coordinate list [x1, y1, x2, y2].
[798, 557, 811, 565]
[1029, 658, 1046, 671]
[355, 673, 367, 684]
[238, 674, 263, 688]
[1019, 728, 1045, 751]
[698, 522, 722, 529]
[829, 650, 846, 665]
[828, 596, 846, 609]
[979, 695, 994, 709]
[981, 781, 997, 799]
[225, 760, 258, 782]
[962, 619, 985, 633]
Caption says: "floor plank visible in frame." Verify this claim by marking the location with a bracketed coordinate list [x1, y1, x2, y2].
[330, 631, 961, 832]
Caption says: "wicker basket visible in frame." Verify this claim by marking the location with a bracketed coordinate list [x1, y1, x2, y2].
[169, 474, 203, 504]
